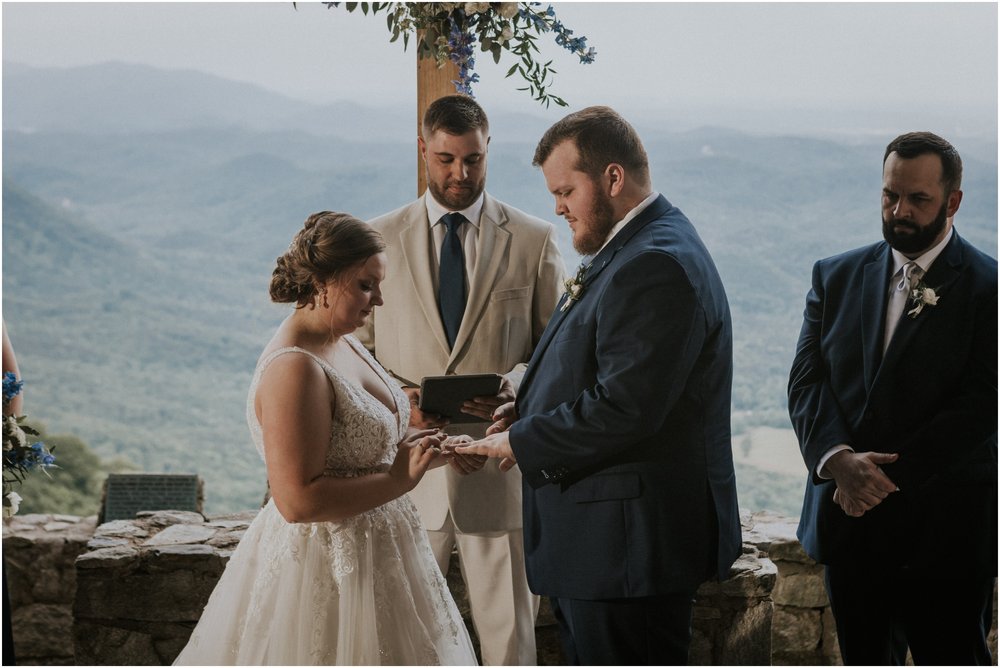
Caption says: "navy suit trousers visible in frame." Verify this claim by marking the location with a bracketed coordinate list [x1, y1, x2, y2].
[825, 563, 995, 665]
[550, 593, 696, 665]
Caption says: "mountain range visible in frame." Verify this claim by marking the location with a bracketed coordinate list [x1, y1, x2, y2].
[3, 61, 996, 514]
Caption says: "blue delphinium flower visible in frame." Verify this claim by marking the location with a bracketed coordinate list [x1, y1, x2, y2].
[448, 16, 480, 96]
[518, 5, 550, 32]
[3, 371, 23, 405]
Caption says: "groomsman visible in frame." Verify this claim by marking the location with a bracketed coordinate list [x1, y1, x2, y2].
[460, 106, 741, 665]
[357, 95, 565, 665]
[788, 131, 997, 664]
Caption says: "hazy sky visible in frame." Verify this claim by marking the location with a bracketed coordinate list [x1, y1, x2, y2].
[2, 2, 998, 133]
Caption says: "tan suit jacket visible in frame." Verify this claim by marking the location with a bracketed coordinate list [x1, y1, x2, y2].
[358, 192, 565, 533]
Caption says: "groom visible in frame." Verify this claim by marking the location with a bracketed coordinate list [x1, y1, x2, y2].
[459, 106, 741, 665]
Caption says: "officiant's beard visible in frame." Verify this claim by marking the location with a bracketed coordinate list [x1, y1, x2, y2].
[427, 175, 486, 212]
[882, 202, 948, 255]
[572, 189, 617, 255]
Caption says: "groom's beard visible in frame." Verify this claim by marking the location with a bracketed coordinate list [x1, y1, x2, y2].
[882, 202, 948, 255]
[572, 188, 617, 256]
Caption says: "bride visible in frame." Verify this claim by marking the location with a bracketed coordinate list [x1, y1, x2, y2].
[174, 211, 480, 665]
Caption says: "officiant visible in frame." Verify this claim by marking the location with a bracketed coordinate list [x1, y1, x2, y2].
[356, 94, 565, 666]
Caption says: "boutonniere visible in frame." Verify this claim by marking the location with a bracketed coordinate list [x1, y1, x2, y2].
[560, 262, 591, 312]
[907, 281, 940, 318]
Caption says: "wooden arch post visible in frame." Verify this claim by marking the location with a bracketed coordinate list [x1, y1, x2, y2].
[416, 34, 460, 197]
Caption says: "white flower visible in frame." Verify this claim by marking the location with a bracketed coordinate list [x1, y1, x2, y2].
[4, 491, 22, 518]
[559, 263, 591, 312]
[498, 3, 520, 18]
[500, 26, 515, 42]
[464, 2, 491, 14]
[4, 415, 26, 449]
[907, 283, 940, 318]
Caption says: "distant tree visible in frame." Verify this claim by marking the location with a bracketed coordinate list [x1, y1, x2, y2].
[13, 421, 136, 517]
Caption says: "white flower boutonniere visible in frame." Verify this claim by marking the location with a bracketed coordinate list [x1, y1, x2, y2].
[907, 281, 940, 318]
[560, 262, 591, 313]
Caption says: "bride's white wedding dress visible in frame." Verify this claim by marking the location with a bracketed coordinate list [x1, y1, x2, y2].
[173, 336, 477, 665]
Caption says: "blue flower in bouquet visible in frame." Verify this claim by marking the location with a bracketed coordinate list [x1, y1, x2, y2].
[3, 371, 23, 405]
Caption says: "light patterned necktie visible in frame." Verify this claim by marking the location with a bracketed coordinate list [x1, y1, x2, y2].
[883, 261, 922, 351]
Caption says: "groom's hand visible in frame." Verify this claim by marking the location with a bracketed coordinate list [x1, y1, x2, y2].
[824, 450, 899, 517]
[455, 431, 518, 473]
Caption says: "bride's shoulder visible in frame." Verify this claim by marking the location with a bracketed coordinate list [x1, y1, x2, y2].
[255, 348, 335, 404]
[257, 344, 336, 381]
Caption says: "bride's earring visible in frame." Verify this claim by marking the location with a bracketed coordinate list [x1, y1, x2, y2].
[314, 288, 328, 310]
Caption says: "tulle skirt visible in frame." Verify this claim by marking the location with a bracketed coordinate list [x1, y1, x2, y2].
[173, 497, 477, 665]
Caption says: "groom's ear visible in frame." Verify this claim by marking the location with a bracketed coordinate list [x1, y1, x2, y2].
[605, 163, 626, 198]
[417, 136, 428, 162]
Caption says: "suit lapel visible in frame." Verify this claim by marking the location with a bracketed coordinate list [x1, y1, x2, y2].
[878, 233, 964, 373]
[449, 195, 511, 369]
[860, 245, 892, 393]
[518, 195, 671, 400]
[398, 203, 451, 357]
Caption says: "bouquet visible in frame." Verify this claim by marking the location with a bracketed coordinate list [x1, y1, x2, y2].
[3, 372, 56, 517]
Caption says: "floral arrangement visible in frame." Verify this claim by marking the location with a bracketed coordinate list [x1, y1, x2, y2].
[3, 372, 56, 517]
[907, 281, 940, 318]
[560, 260, 591, 312]
[325, 2, 596, 106]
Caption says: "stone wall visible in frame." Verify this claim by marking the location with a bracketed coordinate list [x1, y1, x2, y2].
[690, 544, 776, 664]
[2, 513, 98, 665]
[4, 510, 997, 665]
[743, 512, 841, 664]
[74, 509, 252, 665]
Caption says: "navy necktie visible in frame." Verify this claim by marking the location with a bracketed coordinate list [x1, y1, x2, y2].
[438, 212, 467, 348]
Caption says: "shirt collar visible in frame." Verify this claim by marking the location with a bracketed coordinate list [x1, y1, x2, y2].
[890, 227, 953, 277]
[425, 191, 484, 230]
[595, 191, 659, 255]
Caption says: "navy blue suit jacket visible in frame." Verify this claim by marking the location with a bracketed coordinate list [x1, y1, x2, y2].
[788, 231, 997, 572]
[508, 195, 741, 600]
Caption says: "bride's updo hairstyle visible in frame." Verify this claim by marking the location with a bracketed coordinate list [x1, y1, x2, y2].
[270, 211, 385, 308]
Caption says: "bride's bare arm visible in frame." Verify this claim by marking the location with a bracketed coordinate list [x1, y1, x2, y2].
[257, 354, 442, 524]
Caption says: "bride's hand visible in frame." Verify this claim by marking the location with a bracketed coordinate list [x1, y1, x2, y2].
[391, 429, 445, 490]
[440, 435, 487, 475]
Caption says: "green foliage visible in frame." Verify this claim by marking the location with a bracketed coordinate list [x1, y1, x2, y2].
[329, 2, 594, 106]
[11, 421, 136, 517]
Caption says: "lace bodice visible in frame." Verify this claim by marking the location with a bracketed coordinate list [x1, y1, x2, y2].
[246, 335, 410, 476]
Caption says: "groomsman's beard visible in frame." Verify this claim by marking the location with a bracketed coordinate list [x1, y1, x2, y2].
[882, 202, 948, 255]
[572, 189, 617, 255]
